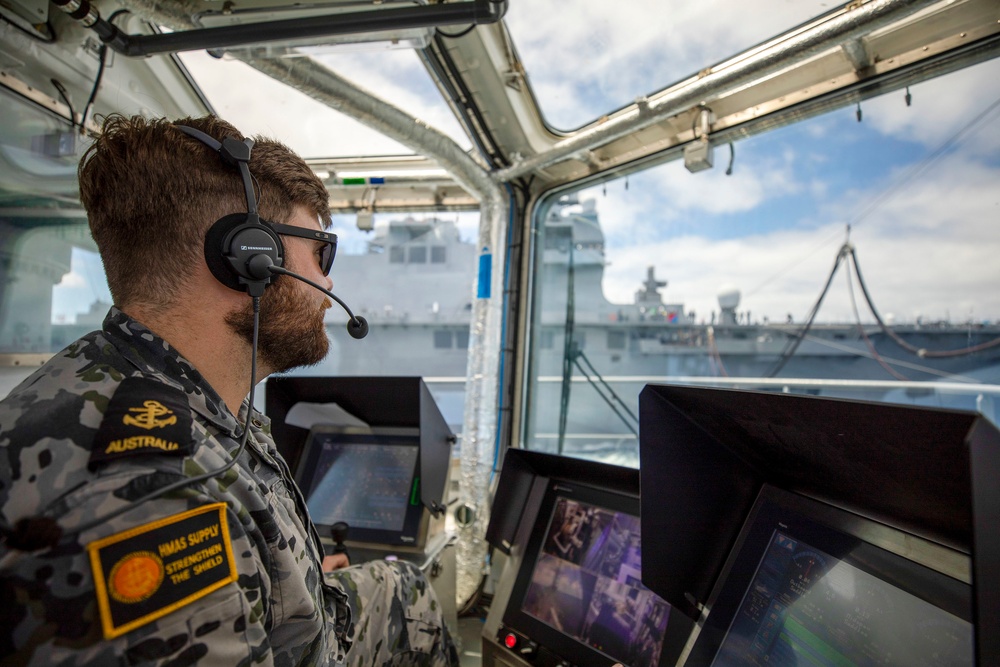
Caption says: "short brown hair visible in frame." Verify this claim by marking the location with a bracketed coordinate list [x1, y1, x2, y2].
[78, 114, 330, 308]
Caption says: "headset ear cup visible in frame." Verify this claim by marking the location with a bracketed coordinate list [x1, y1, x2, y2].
[205, 213, 286, 292]
[204, 213, 251, 291]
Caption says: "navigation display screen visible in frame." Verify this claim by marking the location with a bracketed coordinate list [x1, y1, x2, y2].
[293, 429, 425, 546]
[520, 497, 672, 667]
[304, 440, 418, 530]
[711, 530, 973, 666]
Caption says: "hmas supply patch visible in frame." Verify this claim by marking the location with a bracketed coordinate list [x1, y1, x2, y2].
[89, 377, 194, 469]
[87, 503, 237, 639]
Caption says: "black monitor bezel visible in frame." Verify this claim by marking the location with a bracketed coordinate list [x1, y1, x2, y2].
[293, 426, 425, 547]
[502, 479, 689, 667]
[685, 484, 973, 666]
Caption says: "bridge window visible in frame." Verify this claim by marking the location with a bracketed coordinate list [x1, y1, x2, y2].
[408, 246, 427, 264]
[521, 58, 1000, 467]
[434, 330, 452, 348]
[607, 331, 626, 350]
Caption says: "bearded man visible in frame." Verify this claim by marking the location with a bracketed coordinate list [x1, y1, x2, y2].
[0, 114, 458, 667]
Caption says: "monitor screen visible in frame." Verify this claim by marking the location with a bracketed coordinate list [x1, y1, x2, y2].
[294, 428, 424, 546]
[687, 486, 973, 666]
[503, 482, 685, 667]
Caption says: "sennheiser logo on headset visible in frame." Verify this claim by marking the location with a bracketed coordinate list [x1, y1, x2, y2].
[241, 245, 274, 251]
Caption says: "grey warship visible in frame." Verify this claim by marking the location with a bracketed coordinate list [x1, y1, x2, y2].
[314, 198, 1000, 443]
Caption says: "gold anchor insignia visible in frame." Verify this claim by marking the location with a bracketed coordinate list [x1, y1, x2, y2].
[123, 400, 178, 430]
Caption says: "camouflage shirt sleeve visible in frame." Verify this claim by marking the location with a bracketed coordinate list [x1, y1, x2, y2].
[0, 308, 349, 666]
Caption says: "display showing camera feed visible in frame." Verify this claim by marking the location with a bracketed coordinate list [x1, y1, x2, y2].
[304, 439, 418, 531]
[712, 531, 973, 666]
[521, 498, 671, 667]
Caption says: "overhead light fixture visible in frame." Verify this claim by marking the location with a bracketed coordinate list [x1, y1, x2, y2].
[259, 29, 432, 55]
[193, 1, 436, 56]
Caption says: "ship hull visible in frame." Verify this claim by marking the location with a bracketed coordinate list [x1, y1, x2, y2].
[311, 318, 1000, 457]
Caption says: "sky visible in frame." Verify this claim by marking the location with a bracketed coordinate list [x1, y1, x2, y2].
[586, 58, 1000, 325]
[52, 0, 1000, 328]
[174, 48, 469, 158]
[504, 0, 836, 130]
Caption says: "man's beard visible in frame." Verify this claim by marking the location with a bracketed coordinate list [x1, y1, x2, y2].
[226, 276, 330, 374]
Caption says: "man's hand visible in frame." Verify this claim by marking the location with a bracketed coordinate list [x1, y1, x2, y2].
[323, 553, 350, 572]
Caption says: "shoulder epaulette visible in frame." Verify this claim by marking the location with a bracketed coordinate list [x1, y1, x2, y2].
[89, 377, 194, 469]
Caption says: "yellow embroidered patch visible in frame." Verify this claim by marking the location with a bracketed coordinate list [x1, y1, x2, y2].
[87, 503, 237, 639]
[89, 377, 194, 469]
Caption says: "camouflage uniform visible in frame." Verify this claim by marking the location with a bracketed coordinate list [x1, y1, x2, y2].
[0, 308, 458, 666]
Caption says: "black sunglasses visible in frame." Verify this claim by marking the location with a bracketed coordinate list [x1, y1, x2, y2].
[270, 223, 338, 276]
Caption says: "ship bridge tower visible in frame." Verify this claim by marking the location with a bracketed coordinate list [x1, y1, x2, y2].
[635, 266, 666, 306]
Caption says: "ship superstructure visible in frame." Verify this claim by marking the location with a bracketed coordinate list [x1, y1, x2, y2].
[315, 199, 1000, 442]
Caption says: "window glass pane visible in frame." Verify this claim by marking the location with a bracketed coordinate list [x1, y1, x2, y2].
[435, 330, 453, 348]
[0, 228, 112, 395]
[51, 248, 114, 349]
[539, 330, 555, 350]
[0, 207, 481, 435]
[409, 246, 427, 264]
[431, 246, 447, 264]
[290, 213, 480, 433]
[505, 0, 832, 130]
[524, 58, 1000, 466]
[177, 49, 471, 158]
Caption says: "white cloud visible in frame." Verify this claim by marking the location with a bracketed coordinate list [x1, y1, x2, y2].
[652, 153, 802, 215]
[55, 271, 86, 288]
[864, 58, 1000, 154]
[312, 51, 470, 148]
[869, 153, 1000, 237]
[505, 0, 832, 127]
[169, 7, 999, 332]
[597, 154, 1000, 324]
[178, 49, 470, 158]
[180, 51, 405, 156]
[568, 146, 807, 250]
[576, 178, 670, 241]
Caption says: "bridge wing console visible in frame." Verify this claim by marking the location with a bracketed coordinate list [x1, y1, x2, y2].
[266, 376, 459, 632]
[639, 384, 1000, 666]
[685, 485, 973, 665]
[483, 450, 692, 667]
[268, 376, 454, 553]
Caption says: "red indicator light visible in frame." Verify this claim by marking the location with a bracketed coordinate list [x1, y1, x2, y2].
[504, 633, 518, 649]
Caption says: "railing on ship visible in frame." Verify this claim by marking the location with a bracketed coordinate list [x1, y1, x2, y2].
[520, 376, 1000, 467]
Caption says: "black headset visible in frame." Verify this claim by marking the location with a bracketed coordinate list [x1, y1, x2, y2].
[175, 125, 284, 298]
[175, 124, 367, 339]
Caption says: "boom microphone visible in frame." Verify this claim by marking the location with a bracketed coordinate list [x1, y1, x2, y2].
[266, 264, 369, 339]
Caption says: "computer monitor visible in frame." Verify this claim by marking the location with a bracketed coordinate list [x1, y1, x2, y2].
[501, 479, 687, 667]
[293, 426, 426, 547]
[686, 485, 973, 666]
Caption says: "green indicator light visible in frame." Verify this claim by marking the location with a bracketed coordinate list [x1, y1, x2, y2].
[342, 177, 366, 185]
[410, 477, 420, 506]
